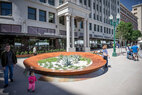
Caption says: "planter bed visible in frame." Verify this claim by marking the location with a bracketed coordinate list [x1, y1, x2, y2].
[23, 52, 106, 76]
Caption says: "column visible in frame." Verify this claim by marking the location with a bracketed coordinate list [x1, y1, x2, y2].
[83, 19, 87, 48]
[65, 13, 71, 52]
[72, 16, 75, 48]
[87, 20, 90, 48]
[84, 19, 90, 52]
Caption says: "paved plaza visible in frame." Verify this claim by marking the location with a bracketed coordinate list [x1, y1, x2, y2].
[0, 48, 142, 95]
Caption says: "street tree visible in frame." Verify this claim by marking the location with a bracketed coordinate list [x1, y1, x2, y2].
[131, 30, 142, 41]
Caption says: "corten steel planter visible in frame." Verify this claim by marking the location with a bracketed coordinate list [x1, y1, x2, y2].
[23, 52, 106, 76]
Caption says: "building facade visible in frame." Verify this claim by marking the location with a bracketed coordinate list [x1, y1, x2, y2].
[0, 0, 120, 53]
[120, 3, 138, 30]
[132, 3, 142, 33]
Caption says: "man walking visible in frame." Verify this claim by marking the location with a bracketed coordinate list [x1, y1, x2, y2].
[1, 44, 17, 88]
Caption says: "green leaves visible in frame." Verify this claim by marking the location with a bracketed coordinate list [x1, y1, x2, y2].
[116, 21, 141, 42]
[38, 55, 92, 70]
[131, 30, 141, 41]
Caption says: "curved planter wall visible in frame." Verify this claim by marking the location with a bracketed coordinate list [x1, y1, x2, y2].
[23, 52, 106, 76]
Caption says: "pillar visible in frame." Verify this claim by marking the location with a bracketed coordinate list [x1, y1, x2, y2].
[65, 13, 71, 52]
[84, 19, 90, 52]
[69, 15, 76, 52]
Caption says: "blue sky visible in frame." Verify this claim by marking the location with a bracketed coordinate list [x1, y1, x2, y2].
[120, 0, 142, 11]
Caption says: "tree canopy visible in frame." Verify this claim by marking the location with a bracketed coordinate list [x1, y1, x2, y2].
[116, 21, 141, 42]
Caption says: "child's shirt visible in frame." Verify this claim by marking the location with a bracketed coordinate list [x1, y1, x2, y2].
[102, 49, 108, 57]
[28, 75, 37, 84]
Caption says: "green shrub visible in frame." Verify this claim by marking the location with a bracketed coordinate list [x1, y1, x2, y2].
[16, 51, 19, 55]
[24, 51, 28, 54]
[20, 52, 24, 55]
[29, 51, 33, 54]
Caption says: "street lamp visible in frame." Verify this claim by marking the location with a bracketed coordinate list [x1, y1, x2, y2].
[109, 13, 120, 57]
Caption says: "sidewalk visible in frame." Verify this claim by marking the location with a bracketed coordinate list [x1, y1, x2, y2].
[0, 48, 142, 95]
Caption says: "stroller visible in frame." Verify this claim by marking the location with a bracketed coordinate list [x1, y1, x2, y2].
[127, 49, 133, 60]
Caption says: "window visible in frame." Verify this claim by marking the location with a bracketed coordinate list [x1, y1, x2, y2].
[107, 28, 108, 34]
[112, 29, 113, 34]
[84, 0, 87, 5]
[59, 0, 64, 5]
[88, 0, 91, 7]
[49, 12, 55, 23]
[100, 26, 102, 32]
[134, 8, 137, 11]
[104, 18, 105, 23]
[97, 15, 99, 20]
[104, 27, 106, 33]
[89, 13, 91, 18]
[97, 25, 99, 32]
[100, 16, 102, 21]
[75, 19, 77, 27]
[94, 13, 95, 20]
[97, 5, 99, 11]
[94, 24, 96, 31]
[103, 0, 105, 5]
[39, 10, 46, 22]
[134, 12, 137, 15]
[117, 1, 119, 5]
[28, 7, 36, 20]
[89, 23, 92, 30]
[0, 2, 12, 16]
[100, 6, 102, 12]
[80, 0, 82, 3]
[118, 8, 119, 13]
[93, 3, 95, 9]
[104, 8, 105, 14]
[80, 21, 83, 29]
[48, 0, 55, 6]
[59, 16, 65, 25]
[40, 0, 46, 3]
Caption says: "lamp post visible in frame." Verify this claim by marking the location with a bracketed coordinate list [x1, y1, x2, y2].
[109, 13, 120, 57]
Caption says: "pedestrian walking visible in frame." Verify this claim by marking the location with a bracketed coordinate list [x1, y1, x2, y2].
[1, 44, 17, 88]
[33, 46, 37, 55]
[102, 45, 109, 68]
[27, 70, 37, 92]
[131, 43, 139, 61]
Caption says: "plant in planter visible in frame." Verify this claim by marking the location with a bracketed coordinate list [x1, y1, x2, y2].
[29, 51, 33, 54]
[38, 55, 92, 70]
[24, 51, 28, 55]
[16, 51, 20, 55]
[20, 52, 24, 55]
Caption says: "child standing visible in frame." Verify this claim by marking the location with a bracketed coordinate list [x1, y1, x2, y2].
[27, 71, 37, 92]
[102, 45, 109, 68]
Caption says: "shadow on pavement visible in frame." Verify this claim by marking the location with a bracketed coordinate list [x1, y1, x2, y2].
[38, 66, 110, 82]
[0, 61, 75, 95]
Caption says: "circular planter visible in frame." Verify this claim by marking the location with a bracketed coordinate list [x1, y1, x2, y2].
[16, 54, 34, 58]
[23, 52, 106, 76]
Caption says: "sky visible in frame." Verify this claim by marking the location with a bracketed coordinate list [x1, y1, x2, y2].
[120, 0, 142, 11]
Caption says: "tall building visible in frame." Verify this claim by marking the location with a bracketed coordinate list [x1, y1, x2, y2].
[132, 3, 142, 33]
[120, 3, 138, 30]
[0, 0, 120, 53]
